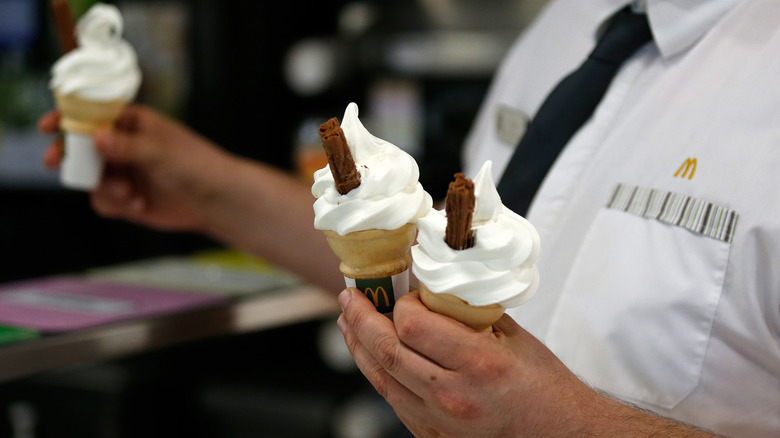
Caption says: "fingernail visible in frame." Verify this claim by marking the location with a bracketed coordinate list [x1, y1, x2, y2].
[337, 314, 348, 333]
[338, 289, 352, 310]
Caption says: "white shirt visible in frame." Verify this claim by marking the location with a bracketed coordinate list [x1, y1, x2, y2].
[462, 0, 780, 436]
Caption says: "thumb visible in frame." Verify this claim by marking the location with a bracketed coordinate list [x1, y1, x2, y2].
[94, 126, 160, 165]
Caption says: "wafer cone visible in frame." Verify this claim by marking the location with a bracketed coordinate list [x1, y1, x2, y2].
[418, 283, 505, 332]
[55, 92, 127, 134]
[54, 92, 128, 190]
[323, 223, 417, 313]
[323, 223, 416, 279]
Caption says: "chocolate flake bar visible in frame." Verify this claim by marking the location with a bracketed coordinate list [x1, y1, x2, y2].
[319, 118, 361, 195]
[52, 0, 78, 54]
[444, 173, 476, 250]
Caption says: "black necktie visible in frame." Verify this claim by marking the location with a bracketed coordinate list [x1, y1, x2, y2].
[496, 6, 652, 215]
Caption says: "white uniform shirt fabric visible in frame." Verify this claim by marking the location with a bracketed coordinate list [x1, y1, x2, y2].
[462, 0, 780, 436]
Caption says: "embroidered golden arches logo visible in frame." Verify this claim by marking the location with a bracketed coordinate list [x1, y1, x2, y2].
[674, 157, 697, 180]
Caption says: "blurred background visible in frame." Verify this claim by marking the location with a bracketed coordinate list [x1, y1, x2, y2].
[0, 0, 548, 436]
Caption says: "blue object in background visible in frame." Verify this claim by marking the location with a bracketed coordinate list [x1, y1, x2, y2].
[0, 0, 38, 51]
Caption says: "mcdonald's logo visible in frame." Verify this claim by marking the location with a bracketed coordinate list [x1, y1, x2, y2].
[364, 287, 391, 308]
[674, 157, 697, 180]
[355, 276, 396, 313]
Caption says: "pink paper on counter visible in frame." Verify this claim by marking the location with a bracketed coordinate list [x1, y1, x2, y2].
[0, 276, 227, 332]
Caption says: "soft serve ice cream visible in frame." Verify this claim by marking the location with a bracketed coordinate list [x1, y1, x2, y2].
[50, 3, 142, 190]
[412, 160, 540, 329]
[312, 102, 431, 235]
[50, 3, 141, 103]
[313, 102, 432, 312]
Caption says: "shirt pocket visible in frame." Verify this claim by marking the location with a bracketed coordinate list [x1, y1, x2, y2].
[545, 184, 736, 410]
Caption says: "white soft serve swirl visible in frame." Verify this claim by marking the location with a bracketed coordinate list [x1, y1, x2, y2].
[312, 102, 432, 235]
[50, 3, 141, 102]
[412, 161, 540, 307]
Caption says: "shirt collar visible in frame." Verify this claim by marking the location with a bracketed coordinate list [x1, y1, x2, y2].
[644, 0, 742, 58]
[601, 0, 742, 59]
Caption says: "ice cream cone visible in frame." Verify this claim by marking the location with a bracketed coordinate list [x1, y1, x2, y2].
[323, 223, 416, 279]
[54, 92, 127, 190]
[55, 92, 127, 134]
[323, 223, 417, 313]
[313, 103, 432, 313]
[49, 3, 141, 191]
[418, 283, 505, 332]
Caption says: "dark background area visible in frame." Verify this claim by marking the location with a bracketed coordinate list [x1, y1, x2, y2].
[0, 0, 546, 436]
[1, 0, 359, 284]
[0, 0, 510, 284]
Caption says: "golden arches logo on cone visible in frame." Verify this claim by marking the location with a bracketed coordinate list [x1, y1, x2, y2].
[364, 286, 391, 310]
[353, 273, 398, 313]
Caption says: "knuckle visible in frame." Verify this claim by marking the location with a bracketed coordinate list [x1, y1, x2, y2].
[365, 362, 391, 399]
[373, 333, 402, 375]
[348, 305, 368, 330]
[342, 329, 360, 355]
[431, 389, 478, 420]
[395, 313, 424, 342]
[349, 309, 404, 375]
[465, 349, 509, 379]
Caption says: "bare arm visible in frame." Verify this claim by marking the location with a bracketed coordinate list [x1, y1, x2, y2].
[197, 154, 344, 291]
[39, 105, 344, 292]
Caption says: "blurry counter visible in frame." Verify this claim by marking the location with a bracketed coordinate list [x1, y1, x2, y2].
[0, 250, 340, 383]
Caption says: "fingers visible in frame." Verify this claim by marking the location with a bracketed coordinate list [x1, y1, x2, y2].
[392, 291, 494, 370]
[94, 126, 160, 166]
[338, 312, 424, 406]
[338, 289, 444, 399]
[338, 331, 436, 438]
[38, 110, 61, 134]
[39, 105, 145, 135]
[91, 191, 146, 220]
[114, 105, 143, 132]
[38, 106, 150, 169]
[39, 111, 65, 169]
[43, 138, 65, 169]
[90, 169, 146, 219]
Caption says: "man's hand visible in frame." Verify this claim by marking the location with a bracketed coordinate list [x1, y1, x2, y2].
[39, 105, 234, 233]
[337, 288, 600, 437]
[337, 288, 726, 438]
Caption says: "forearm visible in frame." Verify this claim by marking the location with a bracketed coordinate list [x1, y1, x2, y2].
[197, 153, 344, 292]
[574, 390, 726, 438]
